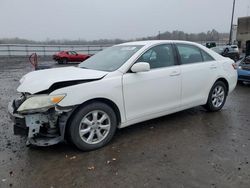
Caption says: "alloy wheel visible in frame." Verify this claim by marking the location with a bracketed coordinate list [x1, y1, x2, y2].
[79, 110, 111, 144]
[211, 85, 225, 108]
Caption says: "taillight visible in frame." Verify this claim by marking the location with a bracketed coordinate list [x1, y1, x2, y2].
[232, 63, 237, 70]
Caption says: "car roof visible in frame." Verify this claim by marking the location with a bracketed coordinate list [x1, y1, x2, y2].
[117, 40, 202, 47]
[115, 40, 225, 73]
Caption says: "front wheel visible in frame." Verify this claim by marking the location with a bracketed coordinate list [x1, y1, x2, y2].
[69, 102, 117, 151]
[62, 58, 68, 64]
[204, 81, 227, 112]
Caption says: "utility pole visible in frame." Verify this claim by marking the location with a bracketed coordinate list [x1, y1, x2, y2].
[229, 0, 236, 45]
[158, 31, 161, 40]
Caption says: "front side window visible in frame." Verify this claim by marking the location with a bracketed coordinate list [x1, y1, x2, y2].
[70, 51, 77, 55]
[136, 44, 175, 69]
[176, 44, 203, 64]
[79, 45, 142, 72]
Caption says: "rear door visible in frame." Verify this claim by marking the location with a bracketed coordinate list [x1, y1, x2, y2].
[175, 43, 218, 107]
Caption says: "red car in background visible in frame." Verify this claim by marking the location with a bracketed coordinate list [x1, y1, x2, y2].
[53, 51, 91, 64]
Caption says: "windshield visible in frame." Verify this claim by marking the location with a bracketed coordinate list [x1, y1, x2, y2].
[79, 45, 143, 72]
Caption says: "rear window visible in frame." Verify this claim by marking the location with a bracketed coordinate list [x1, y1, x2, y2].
[231, 45, 238, 48]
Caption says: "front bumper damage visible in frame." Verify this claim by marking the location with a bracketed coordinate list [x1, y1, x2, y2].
[8, 97, 74, 146]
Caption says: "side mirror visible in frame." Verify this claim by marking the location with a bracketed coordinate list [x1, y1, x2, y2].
[131, 62, 150, 73]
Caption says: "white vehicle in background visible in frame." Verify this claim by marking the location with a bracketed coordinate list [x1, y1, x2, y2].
[8, 40, 237, 151]
[211, 45, 240, 62]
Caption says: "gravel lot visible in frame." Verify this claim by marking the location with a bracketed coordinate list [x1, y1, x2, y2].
[0, 57, 250, 188]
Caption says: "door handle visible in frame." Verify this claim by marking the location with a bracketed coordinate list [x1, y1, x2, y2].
[170, 71, 180, 76]
[210, 65, 217, 69]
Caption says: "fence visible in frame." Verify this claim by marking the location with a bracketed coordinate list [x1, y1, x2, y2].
[0, 41, 229, 57]
[0, 44, 112, 57]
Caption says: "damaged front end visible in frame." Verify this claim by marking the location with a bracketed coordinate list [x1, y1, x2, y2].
[8, 93, 74, 146]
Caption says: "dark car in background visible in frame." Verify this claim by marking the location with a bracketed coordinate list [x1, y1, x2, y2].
[211, 45, 240, 62]
[53, 51, 91, 64]
[237, 56, 250, 84]
[206, 42, 216, 49]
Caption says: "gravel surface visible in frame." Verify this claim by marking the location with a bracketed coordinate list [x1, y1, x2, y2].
[0, 58, 250, 188]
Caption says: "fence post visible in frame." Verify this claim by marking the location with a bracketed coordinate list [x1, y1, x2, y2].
[43, 46, 46, 56]
[87, 46, 90, 55]
[25, 45, 29, 56]
[7, 45, 11, 57]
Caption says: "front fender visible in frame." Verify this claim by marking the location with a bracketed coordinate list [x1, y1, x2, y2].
[50, 75, 126, 123]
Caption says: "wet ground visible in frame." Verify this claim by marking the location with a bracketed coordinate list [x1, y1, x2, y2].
[0, 57, 250, 188]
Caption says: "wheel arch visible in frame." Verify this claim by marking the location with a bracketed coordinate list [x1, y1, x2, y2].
[203, 77, 229, 111]
[214, 77, 229, 95]
[64, 97, 121, 140]
[61, 57, 68, 61]
[204, 77, 229, 104]
[79, 98, 121, 124]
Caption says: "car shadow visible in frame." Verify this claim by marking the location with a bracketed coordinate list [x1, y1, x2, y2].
[27, 106, 209, 155]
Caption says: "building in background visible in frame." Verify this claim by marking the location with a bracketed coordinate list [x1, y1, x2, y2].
[237, 16, 250, 52]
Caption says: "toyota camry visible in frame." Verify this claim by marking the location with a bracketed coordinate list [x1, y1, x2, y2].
[8, 40, 237, 151]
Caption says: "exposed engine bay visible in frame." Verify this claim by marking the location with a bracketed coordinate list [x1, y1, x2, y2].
[9, 93, 74, 146]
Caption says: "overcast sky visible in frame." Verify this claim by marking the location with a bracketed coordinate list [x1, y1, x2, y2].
[0, 0, 249, 41]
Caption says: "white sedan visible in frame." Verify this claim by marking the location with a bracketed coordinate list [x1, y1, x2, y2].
[8, 40, 237, 151]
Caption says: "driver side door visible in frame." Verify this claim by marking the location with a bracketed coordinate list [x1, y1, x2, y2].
[122, 44, 181, 122]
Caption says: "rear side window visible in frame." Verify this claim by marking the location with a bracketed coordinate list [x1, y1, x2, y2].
[176, 44, 203, 64]
[200, 50, 214, 62]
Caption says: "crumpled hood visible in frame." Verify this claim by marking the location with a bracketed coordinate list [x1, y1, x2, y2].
[17, 67, 108, 94]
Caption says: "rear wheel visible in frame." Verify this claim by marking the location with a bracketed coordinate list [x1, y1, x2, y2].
[69, 102, 117, 151]
[204, 81, 227, 112]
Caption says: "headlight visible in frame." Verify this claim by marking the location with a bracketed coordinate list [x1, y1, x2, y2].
[238, 66, 242, 69]
[17, 94, 66, 112]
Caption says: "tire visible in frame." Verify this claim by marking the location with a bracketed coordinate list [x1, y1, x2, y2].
[68, 102, 117, 151]
[238, 80, 244, 85]
[62, 58, 68, 64]
[204, 81, 227, 112]
[57, 60, 63, 64]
